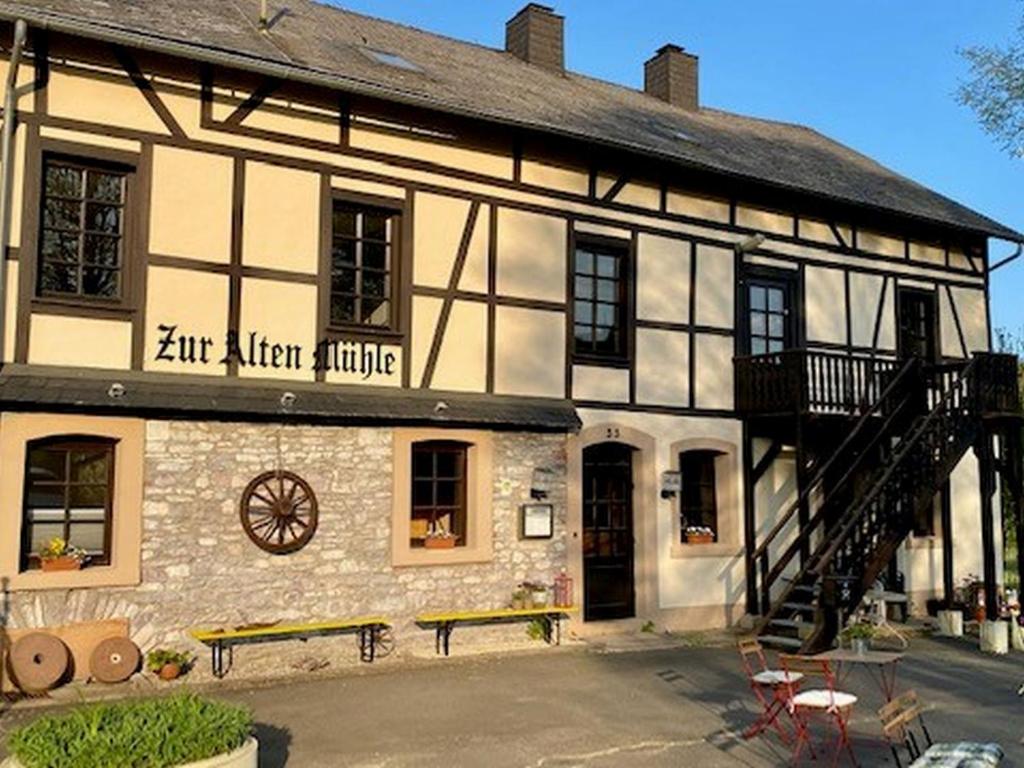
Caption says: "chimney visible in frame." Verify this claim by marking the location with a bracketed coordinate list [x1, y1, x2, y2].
[506, 4, 564, 73]
[644, 44, 699, 111]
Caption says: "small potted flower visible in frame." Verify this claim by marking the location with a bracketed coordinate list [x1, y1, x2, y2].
[840, 622, 876, 655]
[424, 522, 457, 550]
[685, 526, 715, 545]
[38, 537, 87, 572]
[511, 587, 531, 610]
[146, 648, 194, 681]
[521, 581, 550, 608]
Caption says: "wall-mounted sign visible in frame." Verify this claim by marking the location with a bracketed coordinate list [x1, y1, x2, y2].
[154, 324, 397, 381]
[521, 503, 554, 539]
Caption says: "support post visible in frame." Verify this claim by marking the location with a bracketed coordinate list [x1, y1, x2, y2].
[742, 422, 759, 614]
[795, 418, 811, 567]
[975, 433, 999, 621]
[940, 480, 954, 608]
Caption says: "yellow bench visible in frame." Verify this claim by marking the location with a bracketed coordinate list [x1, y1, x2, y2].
[190, 616, 391, 678]
[415, 606, 577, 656]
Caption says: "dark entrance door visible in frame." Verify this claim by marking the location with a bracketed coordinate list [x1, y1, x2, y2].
[897, 288, 939, 361]
[582, 442, 635, 621]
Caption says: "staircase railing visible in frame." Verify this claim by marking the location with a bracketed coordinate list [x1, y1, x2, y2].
[751, 356, 920, 615]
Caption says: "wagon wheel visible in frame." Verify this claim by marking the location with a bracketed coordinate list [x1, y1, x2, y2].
[374, 627, 395, 659]
[240, 470, 319, 554]
[90, 636, 141, 684]
[8, 632, 69, 693]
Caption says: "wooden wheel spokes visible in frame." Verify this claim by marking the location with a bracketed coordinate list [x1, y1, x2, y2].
[240, 470, 319, 554]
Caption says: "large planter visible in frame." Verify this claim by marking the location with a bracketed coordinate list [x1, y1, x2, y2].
[1, 737, 258, 768]
[686, 533, 714, 545]
[424, 537, 456, 550]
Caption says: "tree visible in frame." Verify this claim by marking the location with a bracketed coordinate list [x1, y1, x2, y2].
[959, 15, 1024, 157]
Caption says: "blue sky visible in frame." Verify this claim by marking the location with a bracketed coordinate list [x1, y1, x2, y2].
[330, 0, 1024, 335]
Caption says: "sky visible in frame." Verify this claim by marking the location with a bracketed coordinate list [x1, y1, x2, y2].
[329, 0, 1024, 335]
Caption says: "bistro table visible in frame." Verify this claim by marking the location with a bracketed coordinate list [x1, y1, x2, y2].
[812, 648, 905, 702]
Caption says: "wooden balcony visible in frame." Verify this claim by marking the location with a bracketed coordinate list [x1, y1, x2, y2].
[735, 349, 1020, 417]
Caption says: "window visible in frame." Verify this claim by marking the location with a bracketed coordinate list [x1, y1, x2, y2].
[330, 201, 397, 329]
[573, 240, 628, 361]
[38, 157, 129, 301]
[21, 437, 115, 570]
[363, 48, 422, 72]
[411, 441, 468, 547]
[679, 450, 720, 542]
[747, 280, 790, 355]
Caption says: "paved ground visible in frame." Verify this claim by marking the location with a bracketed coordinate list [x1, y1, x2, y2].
[2, 636, 1023, 767]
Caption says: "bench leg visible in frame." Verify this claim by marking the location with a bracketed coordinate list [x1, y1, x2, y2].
[211, 641, 232, 679]
[358, 627, 378, 663]
[435, 622, 454, 656]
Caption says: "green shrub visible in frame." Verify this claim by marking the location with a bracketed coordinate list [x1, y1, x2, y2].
[6, 693, 253, 768]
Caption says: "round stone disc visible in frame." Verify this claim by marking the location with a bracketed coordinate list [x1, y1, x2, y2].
[89, 637, 141, 684]
[8, 632, 70, 693]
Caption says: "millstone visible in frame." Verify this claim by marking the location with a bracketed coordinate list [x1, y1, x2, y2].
[8, 632, 69, 693]
[89, 637, 141, 684]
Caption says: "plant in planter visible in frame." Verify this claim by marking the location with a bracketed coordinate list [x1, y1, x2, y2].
[3, 693, 255, 768]
[38, 538, 87, 572]
[423, 522, 457, 550]
[840, 621, 877, 655]
[684, 526, 715, 545]
[521, 581, 550, 608]
[510, 588, 531, 610]
[146, 648, 194, 681]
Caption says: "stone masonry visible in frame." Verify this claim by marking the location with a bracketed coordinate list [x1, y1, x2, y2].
[5, 421, 569, 680]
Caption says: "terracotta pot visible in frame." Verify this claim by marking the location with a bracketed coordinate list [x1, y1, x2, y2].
[159, 663, 181, 681]
[686, 533, 714, 545]
[424, 537, 456, 550]
[40, 556, 82, 572]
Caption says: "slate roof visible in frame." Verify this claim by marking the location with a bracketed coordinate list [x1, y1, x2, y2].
[3, 0, 1020, 241]
[0, 365, 582, 431]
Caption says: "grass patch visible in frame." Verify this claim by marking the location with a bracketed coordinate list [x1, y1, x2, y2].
[6, 693, 253, 768]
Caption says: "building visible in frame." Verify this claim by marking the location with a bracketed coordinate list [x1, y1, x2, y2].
[0, 0, 1020, 667]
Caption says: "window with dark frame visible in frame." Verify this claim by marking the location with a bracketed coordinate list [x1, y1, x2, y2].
[330, 201, 397, 329]
[573, 240, 628, 361]
[38, 157, 129, 301]
[680, 450, 720, 542]
[747, 281, 789, 355]
[411, 440, 468, 547]
[21, 437, 115, 570]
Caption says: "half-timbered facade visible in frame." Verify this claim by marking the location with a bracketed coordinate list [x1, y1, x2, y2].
[0, 0, 1020, 663]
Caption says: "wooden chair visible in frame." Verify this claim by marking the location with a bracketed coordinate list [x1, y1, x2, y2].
[737, 637, 802, 743]
[780, 654, 859, 767]
[879, 690, 1003, 767]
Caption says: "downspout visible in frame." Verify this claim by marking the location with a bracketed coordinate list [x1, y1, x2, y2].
[989, 241, 1023, 273]
[0, 19, 28, 365]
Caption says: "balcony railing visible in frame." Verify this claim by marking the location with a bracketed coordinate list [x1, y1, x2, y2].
[735, 349, 1020, 417]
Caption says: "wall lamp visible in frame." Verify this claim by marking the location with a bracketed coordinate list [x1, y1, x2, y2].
[661, 470, 682, 499]
[530, 467, 556, 500]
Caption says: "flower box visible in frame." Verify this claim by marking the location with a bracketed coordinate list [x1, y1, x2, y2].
[686, 532, 714, 545]
[424, 537, 457, 550]
[40, 556, 83, 572]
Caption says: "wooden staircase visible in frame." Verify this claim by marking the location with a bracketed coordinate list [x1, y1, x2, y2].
[751, 353, 1018, 653]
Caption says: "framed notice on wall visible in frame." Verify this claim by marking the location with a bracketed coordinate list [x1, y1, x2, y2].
[521, 503, 554, 539]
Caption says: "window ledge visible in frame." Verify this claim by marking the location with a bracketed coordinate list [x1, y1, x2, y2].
[3, 564, 140, 592]
[392, 546, 493, 568]
[670, 541, 742, 559]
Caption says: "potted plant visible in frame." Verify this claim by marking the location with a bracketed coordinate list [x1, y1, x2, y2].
[511, 588, 530, 610]
[521, 581, 549, 608]
[684, 526, 715, 545]
[423, 522, 457, 550]
[146, 648, 193, 681]
[841, 622, 876, 655]
[38, 537, 86, 572]
[2, 694, 256, 768]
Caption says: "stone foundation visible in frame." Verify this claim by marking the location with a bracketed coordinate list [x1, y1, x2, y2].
[4, 421, 569, 680]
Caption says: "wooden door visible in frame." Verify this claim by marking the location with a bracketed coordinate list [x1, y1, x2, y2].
[582, 442, 635, 621]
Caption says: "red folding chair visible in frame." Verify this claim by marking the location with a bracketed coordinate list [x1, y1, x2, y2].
[737, 637, 802, 743]
[780, 654, 859, 767]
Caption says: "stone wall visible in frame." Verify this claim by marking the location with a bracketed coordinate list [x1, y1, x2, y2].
[4, 421, 569, 679]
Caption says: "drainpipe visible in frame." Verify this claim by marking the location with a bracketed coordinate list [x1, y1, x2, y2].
[0, 19, 28, 365]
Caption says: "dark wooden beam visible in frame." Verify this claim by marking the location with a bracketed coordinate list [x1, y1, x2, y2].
[940, 480, 954, 608]
[111, 45, 186, 138]
[752, 439, 783, 485]
[828, 221, 849, 250]
[601, 175, 630, 203]
[222, 78, 282, 128]
[742, 421, 759, 615]
[975, 433, 999, 621]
